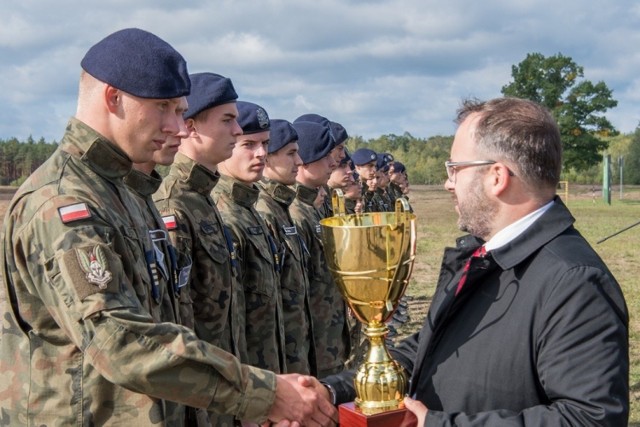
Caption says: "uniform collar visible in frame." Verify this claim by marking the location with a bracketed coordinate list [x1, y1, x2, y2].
[257, 178, 297, 206]
[169, 152, 220, 195]
[124, 168, 162, 197]
[217, 174, 259, 208]
[295, 182, 319, 206]
[61, 117, 132, 180]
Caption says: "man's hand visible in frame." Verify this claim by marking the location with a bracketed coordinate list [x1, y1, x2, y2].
[267, 374, 338, 427]
[404, 397, 427, 426]
[296, 375, 331, 402]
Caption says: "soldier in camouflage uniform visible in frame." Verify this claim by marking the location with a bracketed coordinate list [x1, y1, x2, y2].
[125, 117, 188, 425]
[0, 29, 336, 427]
[367, 155, 393, 212]
[325, 153, 353, 215]
[289, 121, 351, 379]
[351, 147, 378, 213]
[213, 101, 286, 374]
[255, 119, 315, 376]
[152, 73, 245, 427]
[293, 114, 348, 219]
[343, 172, 364, 215]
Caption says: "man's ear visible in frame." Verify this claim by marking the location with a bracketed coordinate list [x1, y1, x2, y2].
[105, 86, 121, 113]
[489, 163, 512, 196]
[185, 118, 198, 137]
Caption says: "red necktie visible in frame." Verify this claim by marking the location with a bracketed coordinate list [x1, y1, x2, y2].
[455, 246, 486, 296]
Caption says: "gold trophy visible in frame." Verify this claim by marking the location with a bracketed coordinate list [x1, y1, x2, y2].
[320, 190, 417, 427]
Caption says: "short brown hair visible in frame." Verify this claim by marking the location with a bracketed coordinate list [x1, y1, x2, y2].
[456, 97, 562, 190]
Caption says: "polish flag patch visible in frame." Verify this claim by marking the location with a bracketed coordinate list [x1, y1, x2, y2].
[58, 203, 92, 223]
[162, 215, 178, 230]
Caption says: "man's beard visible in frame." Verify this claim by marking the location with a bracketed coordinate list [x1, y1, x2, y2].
[457, 174, 498, 239]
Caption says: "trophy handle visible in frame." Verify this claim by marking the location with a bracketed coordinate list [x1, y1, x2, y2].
[332, 188, 346, 216]
[395, 197, 411, 223]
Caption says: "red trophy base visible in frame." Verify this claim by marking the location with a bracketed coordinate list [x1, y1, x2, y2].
[339, 402, 417, 427]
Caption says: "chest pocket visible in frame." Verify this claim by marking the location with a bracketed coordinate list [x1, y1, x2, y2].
[121, 226, 160, 314]
[197, 230, 230, 267]
[241, 231, 276, 298]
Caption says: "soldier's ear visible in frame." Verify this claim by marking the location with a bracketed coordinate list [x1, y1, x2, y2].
[185, 118, 198, 137]
[104, 86, 121, 113]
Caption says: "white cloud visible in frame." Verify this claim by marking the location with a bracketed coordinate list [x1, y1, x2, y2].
[0, 0, 639, 142]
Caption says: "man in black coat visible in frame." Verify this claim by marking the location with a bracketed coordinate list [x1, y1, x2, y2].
[319, 97, 629, 426]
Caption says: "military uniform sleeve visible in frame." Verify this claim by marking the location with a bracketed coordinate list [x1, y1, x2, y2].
[15, 196, 277, 423]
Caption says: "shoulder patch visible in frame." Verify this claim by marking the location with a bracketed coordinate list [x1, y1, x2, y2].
[162, 215, 178, 230]
[58, 203, 92, 223]
[76, 245, 113, 289]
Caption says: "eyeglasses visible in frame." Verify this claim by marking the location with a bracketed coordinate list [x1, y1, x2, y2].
[445, 160, 514, 182]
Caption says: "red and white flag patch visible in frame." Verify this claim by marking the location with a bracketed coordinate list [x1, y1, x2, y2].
[162, 215, 178, 230]
[59, 203, 92, 223]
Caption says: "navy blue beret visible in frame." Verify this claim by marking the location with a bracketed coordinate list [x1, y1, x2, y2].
[81, 28, 190, 99]
[392, 161, 406, 174]
[383, 152, 394, 163]
[237, 101, 270, 134]
[376, 153, 390, 172]
[329, 121, 349, 145]
[293, 121, 334, 164]
[294, 113, 330, 127]
[268, 119, 298, 154]
[184, 72, 238, 120]
[351, 148, 378, 166]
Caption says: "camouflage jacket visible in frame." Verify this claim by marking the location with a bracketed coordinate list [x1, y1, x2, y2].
[361, 186, 376, 213]
[372, 188, 392, 212]
[0, 118, 276, 426]
[318, 184, 332, 219]
[213, 175, 286, 373]
[125, 168, 185, 426]
[153, 153, 242, 358]
[255, 178, 315, 375]
[289, 183, 350, 379]
[124, 168, 181, 325]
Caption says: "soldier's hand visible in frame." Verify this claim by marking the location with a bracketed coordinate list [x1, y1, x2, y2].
[296, 375, 331, 402]
[268, 374, 338, 427]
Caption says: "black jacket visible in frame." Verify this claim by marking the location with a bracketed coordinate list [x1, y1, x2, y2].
[326, 197, 629, 426]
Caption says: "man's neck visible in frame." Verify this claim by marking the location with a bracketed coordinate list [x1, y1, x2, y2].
[133, 161, 156, 175]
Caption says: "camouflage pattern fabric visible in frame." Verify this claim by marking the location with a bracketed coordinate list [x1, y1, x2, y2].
[372, 187, 392, 212]
[0, 118, 276, 426]
[289, 183, 350, 379]
[213, 175, 286, 374]
[318, 184, 333, 219]
[255, 178, 315, 375]
[361, 186, 376, 213]
[124, 168, 185, 425]
[388, 182, 404, 202]
[344, 198, 359, 215]
[153, 153, 245, 427]
[124, 168, 181, 325]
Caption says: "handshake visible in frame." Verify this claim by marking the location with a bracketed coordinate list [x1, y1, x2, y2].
[259, 374, 426, 427]
[254, 374, 336, 427]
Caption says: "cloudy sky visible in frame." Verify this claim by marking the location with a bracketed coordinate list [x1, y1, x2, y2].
[1, 0, 639, 142]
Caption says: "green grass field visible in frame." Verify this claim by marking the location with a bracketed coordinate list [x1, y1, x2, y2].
[397, 185, 640, 424]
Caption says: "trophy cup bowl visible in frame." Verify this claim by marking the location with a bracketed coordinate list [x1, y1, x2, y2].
[320, 190, 416, 416]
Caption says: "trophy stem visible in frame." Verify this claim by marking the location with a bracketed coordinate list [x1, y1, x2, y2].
[353, 322, 407, 415]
